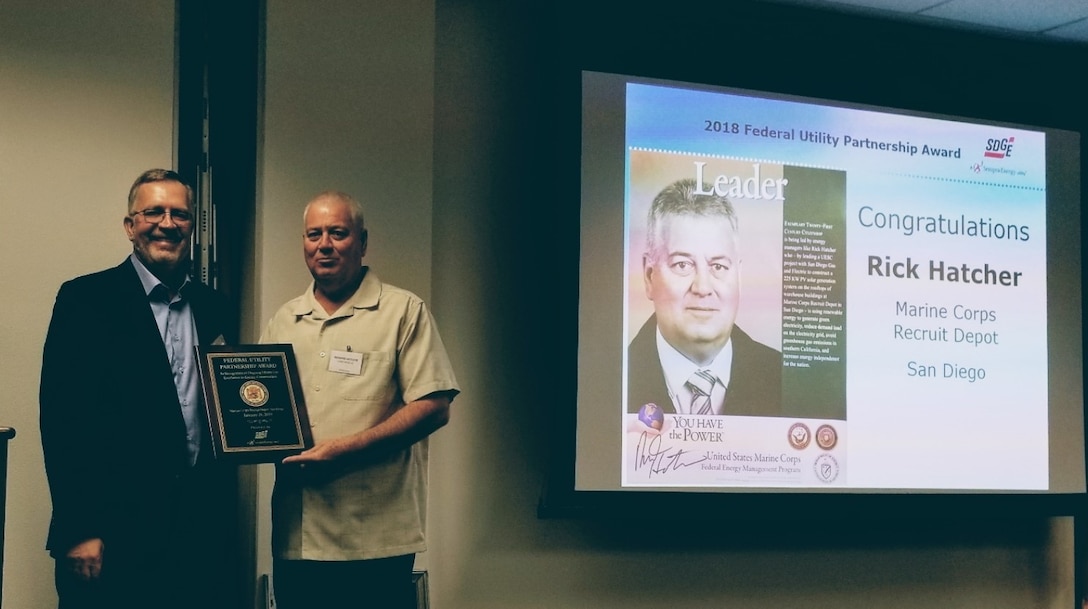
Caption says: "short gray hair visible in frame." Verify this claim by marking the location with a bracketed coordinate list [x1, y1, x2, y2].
[645, 178, 738, 261]
[303, 190, 366, 233]
[127, 168, 193, 213]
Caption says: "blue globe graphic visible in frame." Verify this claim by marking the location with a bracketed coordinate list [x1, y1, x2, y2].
[638, 403, 664, 430]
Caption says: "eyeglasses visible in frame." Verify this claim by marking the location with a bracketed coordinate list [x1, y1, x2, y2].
[130, 207, 194, 225]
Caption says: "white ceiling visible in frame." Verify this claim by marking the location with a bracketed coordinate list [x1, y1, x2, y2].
[769, 0, 1088, 45]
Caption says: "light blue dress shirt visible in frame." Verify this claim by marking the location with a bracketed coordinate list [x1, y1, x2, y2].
[130, 253, 203, 466]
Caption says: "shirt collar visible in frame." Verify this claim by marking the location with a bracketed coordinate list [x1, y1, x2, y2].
[129, 252, 191, 300]
[655, 327, 734, 396]
[291, 267, 381, 319]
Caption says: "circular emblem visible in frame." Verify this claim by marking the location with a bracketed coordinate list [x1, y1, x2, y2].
[239, 380, 269, 407]
[814, 454, 839, 483]
[637, 403, 664, 431]
[787, 422, 811, 450]
[816, 424, 838, 450]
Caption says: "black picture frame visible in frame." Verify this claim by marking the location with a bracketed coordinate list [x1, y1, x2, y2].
[195, 344, 313, 464]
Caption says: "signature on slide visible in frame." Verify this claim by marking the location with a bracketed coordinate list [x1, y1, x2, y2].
[634, 432, 708, 476]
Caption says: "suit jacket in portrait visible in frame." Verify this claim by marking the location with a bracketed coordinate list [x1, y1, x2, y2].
[626, 315, 782, 416]
[39, 258, 240, 607]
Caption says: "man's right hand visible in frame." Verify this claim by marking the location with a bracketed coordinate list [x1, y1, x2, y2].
[66, 538, 104, 581]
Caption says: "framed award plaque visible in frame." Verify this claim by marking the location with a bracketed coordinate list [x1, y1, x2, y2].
[195, 344, 314, 463]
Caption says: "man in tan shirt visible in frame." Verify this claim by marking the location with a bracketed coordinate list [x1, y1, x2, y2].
[261, 191, 459, 608]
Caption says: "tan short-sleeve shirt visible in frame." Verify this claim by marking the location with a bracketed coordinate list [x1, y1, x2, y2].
[261, 269, 460, 560]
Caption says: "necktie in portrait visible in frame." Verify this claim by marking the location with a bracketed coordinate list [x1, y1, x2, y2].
[685, 369, 716, 415]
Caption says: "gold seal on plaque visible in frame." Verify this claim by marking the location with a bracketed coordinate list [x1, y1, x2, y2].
[239, 380, 269, 407]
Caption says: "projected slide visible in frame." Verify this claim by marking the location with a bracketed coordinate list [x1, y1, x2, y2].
[587, 76, 1056, 491]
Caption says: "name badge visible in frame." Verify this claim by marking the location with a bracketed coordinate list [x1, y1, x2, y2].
[329, 350, 363, 375]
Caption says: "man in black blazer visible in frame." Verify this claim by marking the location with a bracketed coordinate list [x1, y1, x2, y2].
[627, 178, 782, 417]
[40, 169, 240, 609]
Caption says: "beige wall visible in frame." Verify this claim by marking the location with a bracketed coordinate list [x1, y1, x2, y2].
[0, 1, 177, 607]
[0, 1, 1079, 608]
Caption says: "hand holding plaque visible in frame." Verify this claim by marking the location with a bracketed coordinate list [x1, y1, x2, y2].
[195, 344, 314, 463]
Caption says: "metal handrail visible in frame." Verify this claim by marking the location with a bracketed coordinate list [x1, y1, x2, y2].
[0, 426, 15, 609]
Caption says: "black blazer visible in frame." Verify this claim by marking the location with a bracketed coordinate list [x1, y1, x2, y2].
[39, 258, 237, 556]
[627, 315, 782, 416]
